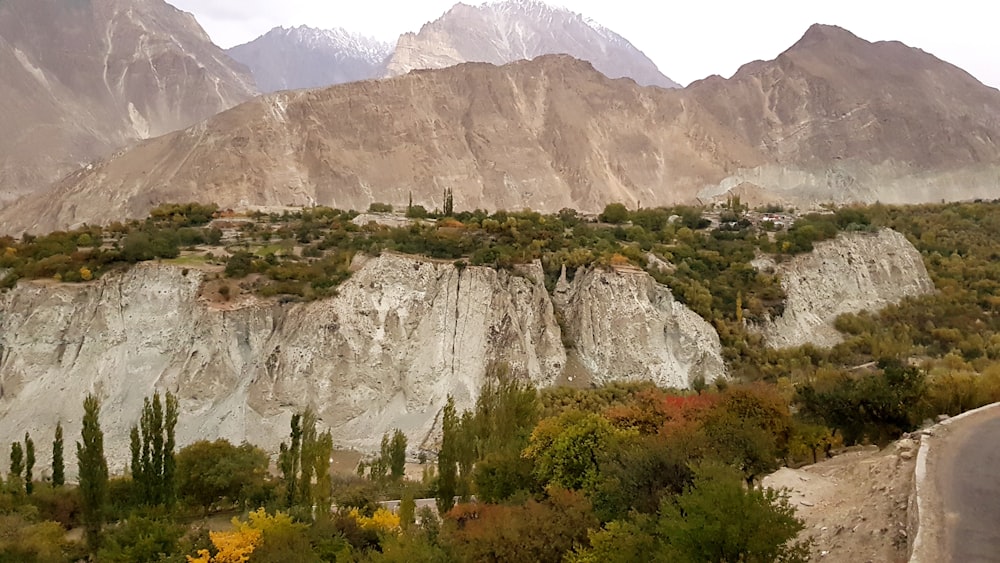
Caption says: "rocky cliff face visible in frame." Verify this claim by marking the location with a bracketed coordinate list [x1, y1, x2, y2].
[227, 26, 391, 93]
[385, 0, 678, 88]
[0, 254, 724, 473]
[0, 0, 256, 202]
[754, 229, 935, 348]
[554, 267, 724, 388]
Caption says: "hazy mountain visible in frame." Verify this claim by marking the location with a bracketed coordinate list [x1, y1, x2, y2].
[0, 0, 257, 203]
[228, 26, 392, 93]
[4, 24, 1000, 235]
[688, 24, 1000, 203]
[385, 0, 679, 88]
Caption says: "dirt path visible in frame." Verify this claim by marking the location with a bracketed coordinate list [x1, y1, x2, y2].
[762, 441, 917, 562]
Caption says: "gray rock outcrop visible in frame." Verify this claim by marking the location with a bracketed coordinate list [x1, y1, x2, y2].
[754, 229, 935, 348]
[0, 254, 722, 474]
[554, 267, 724, 388]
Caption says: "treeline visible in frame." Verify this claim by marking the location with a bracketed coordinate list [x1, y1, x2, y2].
[2, 361, 837, 563]
[0, 203, 222, 288]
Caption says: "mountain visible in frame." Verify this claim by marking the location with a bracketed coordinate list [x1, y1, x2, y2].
[688, 24, 1000, 203]
[3, 24, 1000, 234]
[0, 0, 257, 203]
[385, 0, 679, 88]
[227, 26, 392, 93]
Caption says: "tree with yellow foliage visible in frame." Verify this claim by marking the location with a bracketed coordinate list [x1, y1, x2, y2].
[187, 526, 261, 563]
[349, 507, 401, 534]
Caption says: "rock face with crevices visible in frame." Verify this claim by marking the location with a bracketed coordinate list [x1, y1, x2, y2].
[554, 267, 724, 388]
[0, 254, 725, 474]
[754, 229, 935, 348]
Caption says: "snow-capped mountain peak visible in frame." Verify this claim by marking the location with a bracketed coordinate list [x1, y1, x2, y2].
[227, 25, 392, 93]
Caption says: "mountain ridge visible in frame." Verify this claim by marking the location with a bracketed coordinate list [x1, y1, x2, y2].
[2, 23, 999, 234]
[227, 25, 392, 93]
[0, 0, 257, 203]
[385, 0, 679, 88]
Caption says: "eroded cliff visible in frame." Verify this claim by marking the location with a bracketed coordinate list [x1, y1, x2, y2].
[754, 229, 935, 348]
[0, 254, 723, 473]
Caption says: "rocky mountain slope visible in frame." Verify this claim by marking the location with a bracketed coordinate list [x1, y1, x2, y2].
[753, 229, 935, 348]
[3, 24, 999, 234]
[385, 0, 678, 88]
[0, 230, 929, 472]
[0, 0, 257, 203]
[0, 254, 722, 473]
[0, 55, 752, 234]
[691, 24, 1000, 205]
[227, 26, 392, 93]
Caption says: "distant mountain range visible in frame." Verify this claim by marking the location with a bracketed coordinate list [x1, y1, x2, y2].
[384, 0, 678, 88]
[4, 23, 999, 235]
[226, 0, 678, 92]
[0, 0, 256, 203]
[227, 26, 392, 93]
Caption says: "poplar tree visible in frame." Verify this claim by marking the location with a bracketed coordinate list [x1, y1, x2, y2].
[8, 442, 24, 493]
[52, 422, 64, 487]
[131, 392, 179, 506]
[389, 429, 407, 481]
[279, 412, 303, 507]
[77, 394, 109, 550]
[24, 432, 34, 495]
[436, 396, 459, 514]
[278, 408, 331, 510]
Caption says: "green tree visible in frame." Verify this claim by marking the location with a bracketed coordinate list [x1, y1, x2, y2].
[443, 188, 455, 217]
[96, 515, 185, 563]
[436, 396, 459, 514]
[600, 203, 630, 224]
[24, 432, 34, 495]
[277, 408, 329, 509]
[471, 362, 540, 458]
[797, 358, 927, 445]
[399, 490, 416, 530]
[523, 410, 620, 491]
[8, 441, 24, 493]
[389, 429, 407, 481]
[52, 422, 64, 487]
[78, 393, 109, 550]
[279, 412, 303, 507]
[131, 392, 179, 506]
[657, 464, 809, 562]
[176, 440, 269, 514]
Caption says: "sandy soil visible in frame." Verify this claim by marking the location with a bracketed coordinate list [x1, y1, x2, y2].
[762, 441, 918, 562]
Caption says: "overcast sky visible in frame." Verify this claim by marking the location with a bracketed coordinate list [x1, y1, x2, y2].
[168, 0, 1000, 88]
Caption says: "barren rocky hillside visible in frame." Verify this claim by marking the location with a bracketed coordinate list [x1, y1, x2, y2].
[2, 24, 998, 234]
[691, 24, 1000, 204]
[0, 55, 757, 235]
[0, 0, 256, 202]
[0, 230, 928, 472]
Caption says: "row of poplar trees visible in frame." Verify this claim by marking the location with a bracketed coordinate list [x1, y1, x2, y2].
[7, 424, 64, 495]
[5, 392, 179, 551]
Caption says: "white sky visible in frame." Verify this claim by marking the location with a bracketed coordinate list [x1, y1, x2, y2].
[168, 0, 1000, 88]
